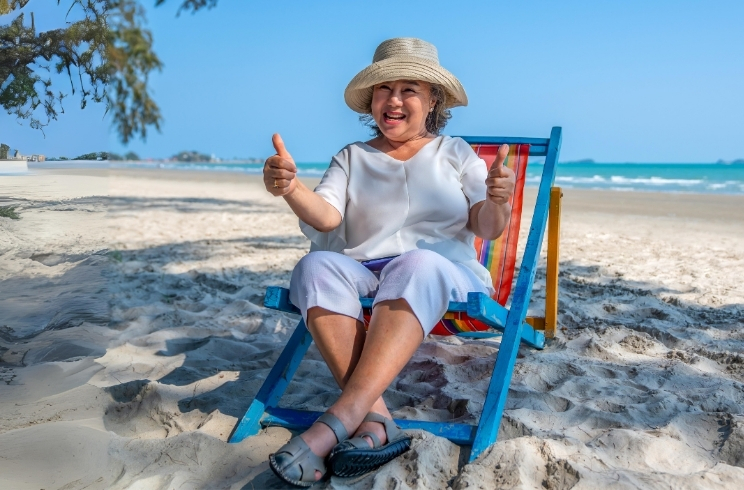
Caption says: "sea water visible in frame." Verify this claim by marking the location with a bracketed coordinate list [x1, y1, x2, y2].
[108, 160, 744, 195]
[527, 162, 744, 195]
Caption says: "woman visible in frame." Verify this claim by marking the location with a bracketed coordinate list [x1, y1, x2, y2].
[263, 38, 515, 486]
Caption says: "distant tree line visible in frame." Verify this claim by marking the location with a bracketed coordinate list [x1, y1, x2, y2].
[46, 150, 216, 161]
[47, 150, 140, 160]
[172, 150, 211, 162]
[72, 151, 141, 160]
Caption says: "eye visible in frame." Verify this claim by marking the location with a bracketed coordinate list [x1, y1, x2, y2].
[377, 84, 391, 91]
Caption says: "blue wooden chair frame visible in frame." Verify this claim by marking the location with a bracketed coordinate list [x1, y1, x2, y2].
[229, 127, 562, 462]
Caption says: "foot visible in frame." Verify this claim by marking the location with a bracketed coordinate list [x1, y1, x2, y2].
[299, 421, 347, 481]
[327, 413, 411, 478]
[270, 412, 352, 486]
[352, 417, 388, 448]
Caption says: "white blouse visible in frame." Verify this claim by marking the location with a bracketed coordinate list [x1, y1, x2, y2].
[300, 135, 492, 289]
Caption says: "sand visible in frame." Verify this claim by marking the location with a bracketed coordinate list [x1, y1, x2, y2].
[1, 168, 743, 489]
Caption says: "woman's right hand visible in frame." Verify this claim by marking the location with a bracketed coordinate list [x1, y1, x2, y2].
[264, 133, 297, 197]
[262, 133, 342, 232]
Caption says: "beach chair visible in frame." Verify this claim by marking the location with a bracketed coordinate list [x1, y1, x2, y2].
[229, 127, 563, 462]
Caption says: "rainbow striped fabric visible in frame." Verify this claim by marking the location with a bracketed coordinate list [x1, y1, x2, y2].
[361, 144, 531, 335]
[430, 143, 530, 335]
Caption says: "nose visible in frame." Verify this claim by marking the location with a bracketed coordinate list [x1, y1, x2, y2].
[387, 89, 403, 107]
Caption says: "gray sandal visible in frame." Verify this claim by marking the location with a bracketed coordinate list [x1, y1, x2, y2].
[328, 412, 411, 478]
[269, 412, 349, 487]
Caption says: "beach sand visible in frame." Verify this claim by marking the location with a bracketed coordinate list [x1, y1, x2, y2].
[1, 168, 743, 489]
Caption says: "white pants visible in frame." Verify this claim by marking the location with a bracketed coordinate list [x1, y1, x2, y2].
[288, 249, 489, 336]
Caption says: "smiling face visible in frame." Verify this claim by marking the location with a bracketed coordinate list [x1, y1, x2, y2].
[370, 80, 436, 143]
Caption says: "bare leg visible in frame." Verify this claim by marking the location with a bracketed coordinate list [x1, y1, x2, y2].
[300, 307, 393, 479]
[299, 299, 424, 476]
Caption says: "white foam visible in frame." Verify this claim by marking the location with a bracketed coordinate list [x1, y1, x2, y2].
[556, 175, 608, 184]
[609, 176, 703, 186]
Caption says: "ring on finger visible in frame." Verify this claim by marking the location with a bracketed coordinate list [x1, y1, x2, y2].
[273, 179, 279, 188]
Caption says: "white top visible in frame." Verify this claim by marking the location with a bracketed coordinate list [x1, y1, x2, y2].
[300, 135, 492, 290]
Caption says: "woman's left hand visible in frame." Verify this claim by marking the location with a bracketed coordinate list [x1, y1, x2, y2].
[485, 144, 516, 205]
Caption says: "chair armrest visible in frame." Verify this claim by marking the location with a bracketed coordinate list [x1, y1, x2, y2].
[467, 293, 545, 349]
[264, 286, 301, 314]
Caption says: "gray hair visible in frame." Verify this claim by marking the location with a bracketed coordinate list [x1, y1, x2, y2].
[360, 83, 452, 137]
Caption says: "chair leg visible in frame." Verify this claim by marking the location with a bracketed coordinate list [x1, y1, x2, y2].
[545, 187, 563, 338]
[229, 320, 313, 443]
[468, 312, 524, 461]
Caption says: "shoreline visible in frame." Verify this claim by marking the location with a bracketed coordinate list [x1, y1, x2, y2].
[28, 158, 744, 197]
[28, 167, 744, 224]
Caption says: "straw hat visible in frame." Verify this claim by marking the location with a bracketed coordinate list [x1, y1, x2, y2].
[344, 38, 468, 114]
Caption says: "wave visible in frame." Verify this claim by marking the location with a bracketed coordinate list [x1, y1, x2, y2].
[609, 176, 703, 186]
[547, 175, 712, 186]
[525, 172, 743, 195]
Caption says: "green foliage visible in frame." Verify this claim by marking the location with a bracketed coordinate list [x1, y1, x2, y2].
[154, 0, 219, 15]
[124, 151, 139, 160]
[0, 2, 109, 134]
[73, 151, 128, 160]
[0, 205, 21, 220]
[0, 143, 9, 159]
[74, 151, 107, 160]
[0, 1, 217, 143]
[107, 0, 163, 143]
[173, 150, 211, 162]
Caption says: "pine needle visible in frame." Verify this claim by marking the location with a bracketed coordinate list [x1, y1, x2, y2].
[0, 205, 21, 219]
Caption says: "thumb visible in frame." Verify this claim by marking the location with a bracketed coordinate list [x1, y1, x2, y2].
[272, 133, 292, 160]
[491, 144, 509, 173]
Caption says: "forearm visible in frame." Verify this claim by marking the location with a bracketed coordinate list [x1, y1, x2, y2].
[284, 180, 342, 232]
[470, 200, 511, 240]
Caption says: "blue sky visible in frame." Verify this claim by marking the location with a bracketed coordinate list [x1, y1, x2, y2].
[3, 1, 743, 162]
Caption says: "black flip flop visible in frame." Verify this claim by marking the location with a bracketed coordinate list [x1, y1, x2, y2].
[327, 412, 411, 478]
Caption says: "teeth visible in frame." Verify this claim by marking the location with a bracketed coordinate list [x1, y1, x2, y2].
[385, 113, 405, 119]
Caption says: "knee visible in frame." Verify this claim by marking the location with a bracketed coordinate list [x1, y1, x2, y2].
[292, 251, 339, 277]
[291, 251, 369, 297]
[290, 252, 338, 293]
[385, 249, 447, 276]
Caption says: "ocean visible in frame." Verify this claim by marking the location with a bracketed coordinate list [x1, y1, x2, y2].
[106, 160, 744, 196]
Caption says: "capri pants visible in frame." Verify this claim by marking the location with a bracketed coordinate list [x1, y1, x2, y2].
[288, 249, 490, 336]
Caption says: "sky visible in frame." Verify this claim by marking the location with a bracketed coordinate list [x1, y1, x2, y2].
[2, 0, 744, 163]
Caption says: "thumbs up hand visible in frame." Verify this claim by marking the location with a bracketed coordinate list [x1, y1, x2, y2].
[264, 133, 298, 196]
[485, 144, 515, 205]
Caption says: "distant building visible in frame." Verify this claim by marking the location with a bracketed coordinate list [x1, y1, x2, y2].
[4, 150, 46, 162]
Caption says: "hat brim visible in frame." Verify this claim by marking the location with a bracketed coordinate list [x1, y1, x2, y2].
[344, 57, 468, 114]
